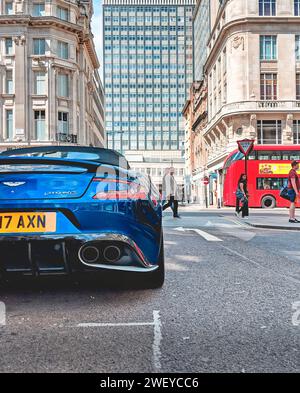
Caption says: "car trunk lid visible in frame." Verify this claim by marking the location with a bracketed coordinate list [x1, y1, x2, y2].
[0, 157, 97, 200]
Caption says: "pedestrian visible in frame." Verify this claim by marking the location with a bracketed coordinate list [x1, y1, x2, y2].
[288, 160, 300, 223]
[235, 173, 249, 219]
[162, 167, 180, 218]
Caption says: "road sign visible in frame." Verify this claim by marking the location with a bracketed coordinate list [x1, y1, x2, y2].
[237, 139, 254, 156]
[203, 176, 209, 186]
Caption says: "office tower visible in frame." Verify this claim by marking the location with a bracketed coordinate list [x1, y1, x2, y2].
[103, 0, 195, 190]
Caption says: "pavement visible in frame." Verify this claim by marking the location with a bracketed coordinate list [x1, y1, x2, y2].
[0, 207, 299, 373]
[181, 204, 300, 230]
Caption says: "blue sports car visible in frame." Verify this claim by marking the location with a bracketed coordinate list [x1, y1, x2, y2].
[0, 146, 164, 288]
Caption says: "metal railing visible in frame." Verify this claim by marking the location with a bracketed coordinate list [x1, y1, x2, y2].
[56, 133, 78, 144]
[207, 100, 300, 130]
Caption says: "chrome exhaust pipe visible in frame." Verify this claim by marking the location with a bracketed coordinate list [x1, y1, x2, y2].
[103, 245, 121, 263]
[80, 245, 100, 264]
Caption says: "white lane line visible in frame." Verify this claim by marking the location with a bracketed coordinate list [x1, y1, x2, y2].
[152, 310, 162, 371]
[193, 228, 223, 242]
[222, 217, 251, 229]
[77, 322, 154, 327]
[175, 227, 223, 242]
[0, 302, 5, 326]
[76, 310, 163, 371]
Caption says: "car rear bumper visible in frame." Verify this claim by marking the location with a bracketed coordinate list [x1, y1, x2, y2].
[0, 233, 159, 277]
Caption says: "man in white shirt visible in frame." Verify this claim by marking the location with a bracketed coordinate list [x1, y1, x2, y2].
[162, 167, 180, 218]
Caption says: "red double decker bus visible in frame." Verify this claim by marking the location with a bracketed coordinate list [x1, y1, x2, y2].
[223, 145, 300, 208]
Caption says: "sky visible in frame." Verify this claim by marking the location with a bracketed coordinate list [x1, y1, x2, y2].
[92, 0, 103, 75]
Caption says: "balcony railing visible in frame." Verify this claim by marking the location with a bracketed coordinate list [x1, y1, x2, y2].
[56, 133, 77, 144]
[207, 100, 300, 130]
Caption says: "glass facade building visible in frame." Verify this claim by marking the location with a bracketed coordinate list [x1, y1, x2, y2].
[103, 0, 195, 153]
[193, 0, 210, 81]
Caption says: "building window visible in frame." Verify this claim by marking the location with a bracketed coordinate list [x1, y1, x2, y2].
[295, 0, 300, 15]
[33, 38, 46, 55]
[5, 38, 13, 55]
[57, 74, 69, 97]
[260, 36, 277, 60]
[57, 6, 69, 21]
[32, 3, 45, 17]
[260, 73, 277, 100]
[34, 110, 46, 140]
[6, 70, 13, 94]
[34, 71, 46, 95]
[297, 74, 300, 100]
[6, 109, 13, 140]
[259, 0, 276, 16]
[257, 120, 282, 144]
[294, 121, 300, 143]
[57, 41, 69, 60]
[296, 36, 300, 61]
[58, 112, 69, 133]
[5, 2, 13, 15]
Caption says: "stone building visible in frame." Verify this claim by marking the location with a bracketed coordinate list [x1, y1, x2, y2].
[204, 0, 300, 206]
[0, 0, 105, 149]
[182, 0, 210, 204]
[183, 79, 208, 204]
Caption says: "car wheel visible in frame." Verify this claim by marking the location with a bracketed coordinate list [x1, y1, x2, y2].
[143, 241, 165, 289]
[261, 195, 276, 209]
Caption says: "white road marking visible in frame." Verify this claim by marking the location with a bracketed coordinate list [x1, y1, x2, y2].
[76, 310, 163, 371]
[175, 227, 223, 242]
[205, 220, 236, 228]
[0, 302, 5, 326]
[223, 217, 251, 229]
[77, 322, 154, 327]
[152, 310, 162, 371]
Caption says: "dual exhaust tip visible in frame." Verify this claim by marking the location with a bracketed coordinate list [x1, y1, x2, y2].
[80, 244, 122, 265]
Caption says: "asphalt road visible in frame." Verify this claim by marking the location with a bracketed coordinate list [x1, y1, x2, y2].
[0, 208, 299, 373]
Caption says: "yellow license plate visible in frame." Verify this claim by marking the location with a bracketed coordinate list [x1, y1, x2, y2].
[0, 212, 56, 233]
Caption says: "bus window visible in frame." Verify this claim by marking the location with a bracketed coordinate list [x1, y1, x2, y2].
[270, 152, 281, 160]
[257, 151, 282, 160]
[282, 151, 300, 160]
[257, 178, 285, 190]
[223, 151, 244, 170]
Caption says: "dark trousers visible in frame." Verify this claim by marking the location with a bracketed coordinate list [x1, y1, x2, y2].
[236, 197, 249, 217]
[163, 196, 178, 217]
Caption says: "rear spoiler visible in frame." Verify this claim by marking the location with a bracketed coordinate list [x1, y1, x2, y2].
[0, 157, 133, 179]
[0, 157, 100, 172]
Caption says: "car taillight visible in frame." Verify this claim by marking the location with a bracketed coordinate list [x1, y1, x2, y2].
[92, 178, 148, 200]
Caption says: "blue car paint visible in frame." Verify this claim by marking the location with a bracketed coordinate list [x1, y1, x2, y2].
[0, 150, 163, 275]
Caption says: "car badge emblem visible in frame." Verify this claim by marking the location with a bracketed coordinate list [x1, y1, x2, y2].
[2, 182, 26, 187]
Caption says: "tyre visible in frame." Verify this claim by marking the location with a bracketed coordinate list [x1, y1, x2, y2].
[261, 195, 276, 209]
[144, 244, 165, 289]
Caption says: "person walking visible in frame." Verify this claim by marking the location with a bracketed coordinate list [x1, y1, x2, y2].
[288, 160, 300, 223]
[162, 167, 180, 218]
[235, 173, 249, 219]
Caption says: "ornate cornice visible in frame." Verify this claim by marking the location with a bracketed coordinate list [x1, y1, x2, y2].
[0, 15, 99, 69]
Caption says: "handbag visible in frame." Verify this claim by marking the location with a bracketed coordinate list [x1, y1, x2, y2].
[236, 189, 245, 201]
[280, 186, 290, 201]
